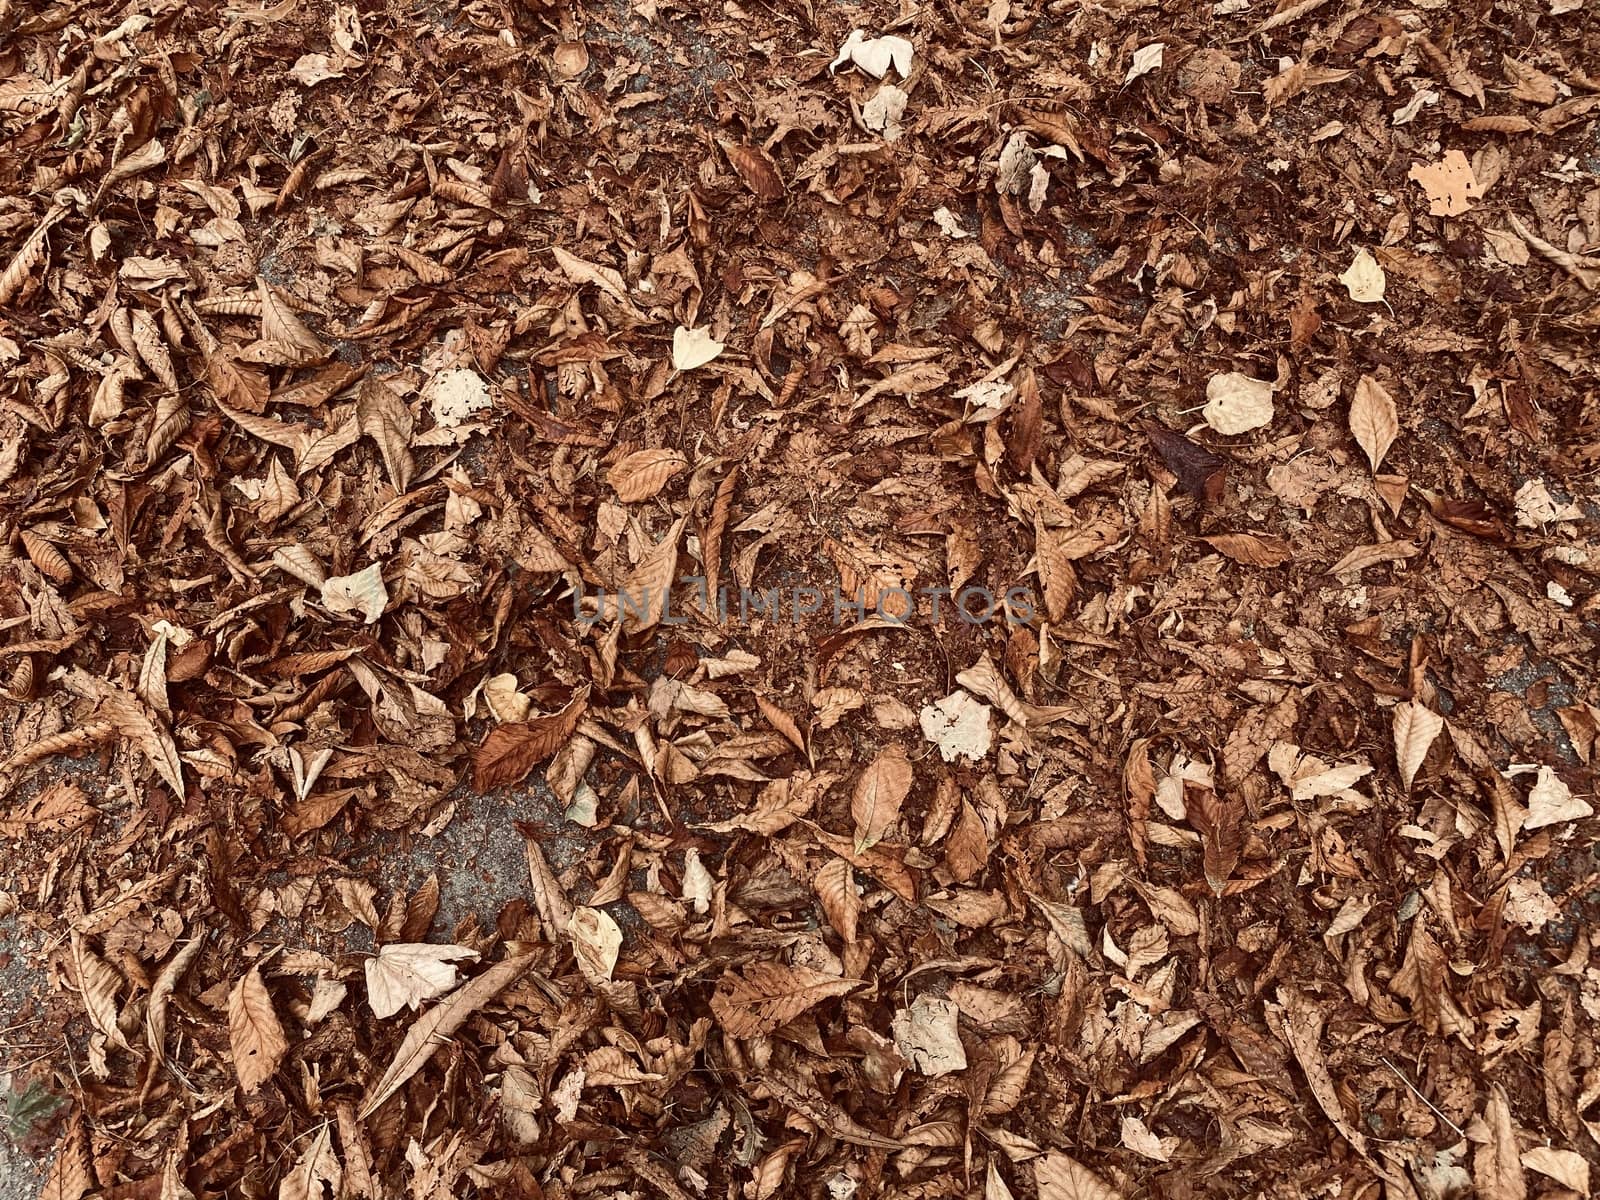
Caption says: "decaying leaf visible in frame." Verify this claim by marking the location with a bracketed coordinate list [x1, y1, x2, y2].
[320, 562, 388, 624]
[569, 906, 623, 985]
[891, 995, 967, 1076]
[1034, 1152, 1124, 1200]
[473, 686, 590, 791]
[918, 690, 993, 762]
[671, 326, 724, 371]
[608, 448, 688, 502]
[359, 954, 534, 1118]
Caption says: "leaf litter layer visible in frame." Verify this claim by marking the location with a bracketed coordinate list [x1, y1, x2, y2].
[1, 0, 1599, 1196]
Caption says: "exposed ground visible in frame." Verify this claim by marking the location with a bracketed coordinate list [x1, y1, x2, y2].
[2, 0, 1600, 1198]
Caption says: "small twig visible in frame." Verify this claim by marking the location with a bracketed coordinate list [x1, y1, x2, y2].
[1380, 1056, 1463, 1138]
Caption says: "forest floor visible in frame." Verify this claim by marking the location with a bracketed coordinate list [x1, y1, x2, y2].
[1, 0, 1599, 1197]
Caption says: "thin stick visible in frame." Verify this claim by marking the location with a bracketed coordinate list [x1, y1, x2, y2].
[1380, 1056, 1464, 1138]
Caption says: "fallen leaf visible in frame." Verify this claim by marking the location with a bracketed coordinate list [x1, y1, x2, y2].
[918, 690, 994, 762]
[364, 943, 480, 1019]
[569, 906, 623, 985]
[320, 562, 388, 624]
[1348, 375, 1399, 472]
[852, 746, 914, 852]
[1523, 765, 1592, 829]
[1203, 532, 1292, 567]
[1392, 700, 1444, 792]
[1034, 1152, 1124, 1200]
[710, 962, 859, 1038]
[672, 326, 724, 371]
[831, 29, 914, 79]
[227, 966, 287, 1094]
[608, 448, 688, 502]
[1339, 248, 1387, 303]
[1124, 42, 1165, 84]
[473, 687, 590, 791]
[1408, 149, 1482, 216]
[1202, 372, 1275, 435]
[359, 954, 534, 1118]
[891, 995, 967, 1076]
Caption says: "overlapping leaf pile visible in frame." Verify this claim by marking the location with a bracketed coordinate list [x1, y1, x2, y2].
[1, 0, 1598, 1196]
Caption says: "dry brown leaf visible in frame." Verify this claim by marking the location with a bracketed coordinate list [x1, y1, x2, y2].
[719, 139, 786, 201]
[711, 962, 860, 1038]
[357, 375, 415, 493]
[607, 448, 688, 502]
[1476, 1085, 1527, 1200]
[227, 965, 287, 1093]
[278, 1124, 342, 1200]
[145, 937, 204, 1060]
[1408, 149, 1482, 216]
[551, 245, 630, 302]
[473, 686, 590, 791]
[130, 308, 178, 390]
[945, 798, 989, 883]
[1328, 539, 1419, 575]
[0, 202, 65, 306]
[1348, 375, 1399, 472]
[700, 771, 839, 835]
[1186, 788, 1243, 896]
[1392, 699, 1443, 791]
[359, 954, 534, 1118]
[1276, 987, 1369, 1162]
[852, 746, 913, 852]
[569, 905, 623, 986]
[620, 516, 686, 632]
[70, 933, 126, 1049]
[20, 530, 71, 584]
[1507, 213, 1600, 290]
[258, 278, 328, 358]
[1034, 1151, 1125, 1200]
[814, 856, 860, 943]
[756, 695, 809, 760]
[365, 943, 479, 1018]
[1203, 532, 1292, 567]
[39, 1109, 91, 1200]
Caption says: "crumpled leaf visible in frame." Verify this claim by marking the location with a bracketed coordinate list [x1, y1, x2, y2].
[1124, 42, 1164, 84]
[830, 29, 914, 79]
[918, 691, 994, 762]
[320, 562, 388, 624]
[891, 995, 967, 1076]
[710, 962, 860, 1038]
